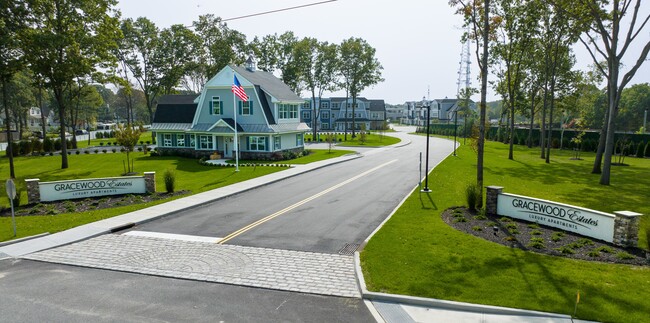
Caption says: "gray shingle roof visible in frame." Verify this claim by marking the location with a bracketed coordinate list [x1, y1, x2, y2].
[369, 100, 385, 111]
[150, 123, 192, 131]
[231, 65, 302, 102]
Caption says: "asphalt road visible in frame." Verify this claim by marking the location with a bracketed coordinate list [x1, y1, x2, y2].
[0, 259, 374, 323]
[131, 130, 454, 254]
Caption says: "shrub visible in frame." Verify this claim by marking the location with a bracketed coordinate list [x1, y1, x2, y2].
[474, 214, 487, 220]
[616, 251, 635, 260]
[472, 226, 482, 231]
[595, 246, 614, 253]
[75, 150, 80, 155]
[94, 149, 99, 154]
[500, 217, 512, 222]
[588, 250, 600, 258]
[636, 141, 645, 158]
[53, 138, 62, 151]
[453, 217, 467, 223]
[577, 238, 595, 247]
[551, 232, 564, 242]
[99, 142, 104, 146]
[102, 149, 107, 153]
[31, 138, 43, 152]
[530, 229, 542, 236]
[84, 150, 90, 154]
[164, 169, 176, 193]
[527, 237, 545, 249]
[505, 222, 518, 230]
[504, 236, 517, 242]
[111, 148, 116, 153]
[465, 183, 480, 211]
[43, 137, 54, 152]
[96, 132, 103, 139]
[527, 223, 540, 229]
[555, 246, 575, 254]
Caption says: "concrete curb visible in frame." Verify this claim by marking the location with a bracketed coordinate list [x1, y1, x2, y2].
[353, 252, 571, 319]
[0, 233, 50, 247]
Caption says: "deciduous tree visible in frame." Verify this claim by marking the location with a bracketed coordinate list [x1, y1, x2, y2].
[339, 37, 383, 138]
[27, 0, 120, 169]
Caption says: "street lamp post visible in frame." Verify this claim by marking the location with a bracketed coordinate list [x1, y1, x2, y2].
[453, 107, 458, 156]
[644, 108, 648, 133]
[421, 97, 431, 193]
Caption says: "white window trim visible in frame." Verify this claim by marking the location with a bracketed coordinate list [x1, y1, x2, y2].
[212, 96, 222, 115]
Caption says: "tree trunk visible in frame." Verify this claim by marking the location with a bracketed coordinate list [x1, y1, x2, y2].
[600, 62, 620, 185]
[54, 88, 69, 169]
[546, 79, 556, 164]
[351, 96, 357, 138]
[508, 100, 515, 160]
[311, 90, 318, 140]
[38, 84, 47, 138]
[2, 78, 16, 178]
[527, 90, 536, 148]
[344, 92, 349, 141]
[591, 108, 608, 174]
[476, 0, 490, 209]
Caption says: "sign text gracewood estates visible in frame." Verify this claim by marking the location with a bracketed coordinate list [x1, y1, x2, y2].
[496, 193, 616, 243]
[38, 176, 146, 202]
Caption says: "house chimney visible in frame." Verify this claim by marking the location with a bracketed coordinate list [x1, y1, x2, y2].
[245, 52, 257, 72]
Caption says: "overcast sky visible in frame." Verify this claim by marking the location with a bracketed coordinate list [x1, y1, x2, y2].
[116, 0, 650, 105]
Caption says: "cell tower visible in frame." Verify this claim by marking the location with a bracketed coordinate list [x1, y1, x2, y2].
[456, 25, 472, 97]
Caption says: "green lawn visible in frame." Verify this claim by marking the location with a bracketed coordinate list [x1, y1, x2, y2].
[74, 131, 154, 149]
[231, 149, 355, 165]
[361, 141, 650, 323]
[305, 133, 400, 147]
[0, 148, 343, 242]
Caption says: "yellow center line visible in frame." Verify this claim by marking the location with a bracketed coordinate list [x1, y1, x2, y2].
[217, 159, 398, 244]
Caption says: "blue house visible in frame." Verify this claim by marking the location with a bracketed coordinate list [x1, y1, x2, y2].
[151, 58, 310, 159]
[300, 97, 386, 132]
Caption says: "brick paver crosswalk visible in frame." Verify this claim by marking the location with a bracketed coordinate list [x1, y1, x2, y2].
[23, 234, 360, 298]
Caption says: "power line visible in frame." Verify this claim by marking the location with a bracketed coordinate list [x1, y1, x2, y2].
[222, 0, 337, 22]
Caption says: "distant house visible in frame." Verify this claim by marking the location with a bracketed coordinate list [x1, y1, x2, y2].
[151, 57, 310, 159]
[28, 106, 56, 132]
[406, 98, 477, 126]
[300, 97, 387, 131]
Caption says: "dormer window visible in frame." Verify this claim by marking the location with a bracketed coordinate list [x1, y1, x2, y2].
[245, 53, 257, 72]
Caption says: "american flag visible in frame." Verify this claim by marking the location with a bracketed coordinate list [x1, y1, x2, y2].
[232, 75, 249, 101]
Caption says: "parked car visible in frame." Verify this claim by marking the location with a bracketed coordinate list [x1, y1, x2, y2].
[32, 131, 43, 139]
[75, 129, 89, 135]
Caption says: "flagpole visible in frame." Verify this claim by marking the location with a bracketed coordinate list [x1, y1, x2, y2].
[233, 88, 239, 172]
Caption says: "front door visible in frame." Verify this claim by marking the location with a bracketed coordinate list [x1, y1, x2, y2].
[224, 141, 232, 158]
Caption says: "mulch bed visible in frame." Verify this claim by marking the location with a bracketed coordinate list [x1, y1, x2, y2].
[0, 191, 189, 217]
[442, 207, 649, 266]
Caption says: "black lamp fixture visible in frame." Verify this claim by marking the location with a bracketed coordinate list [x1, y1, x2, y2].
[421, 96, 431, 193]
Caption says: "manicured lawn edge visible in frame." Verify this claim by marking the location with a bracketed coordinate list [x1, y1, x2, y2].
[361, 142, 650, 323]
